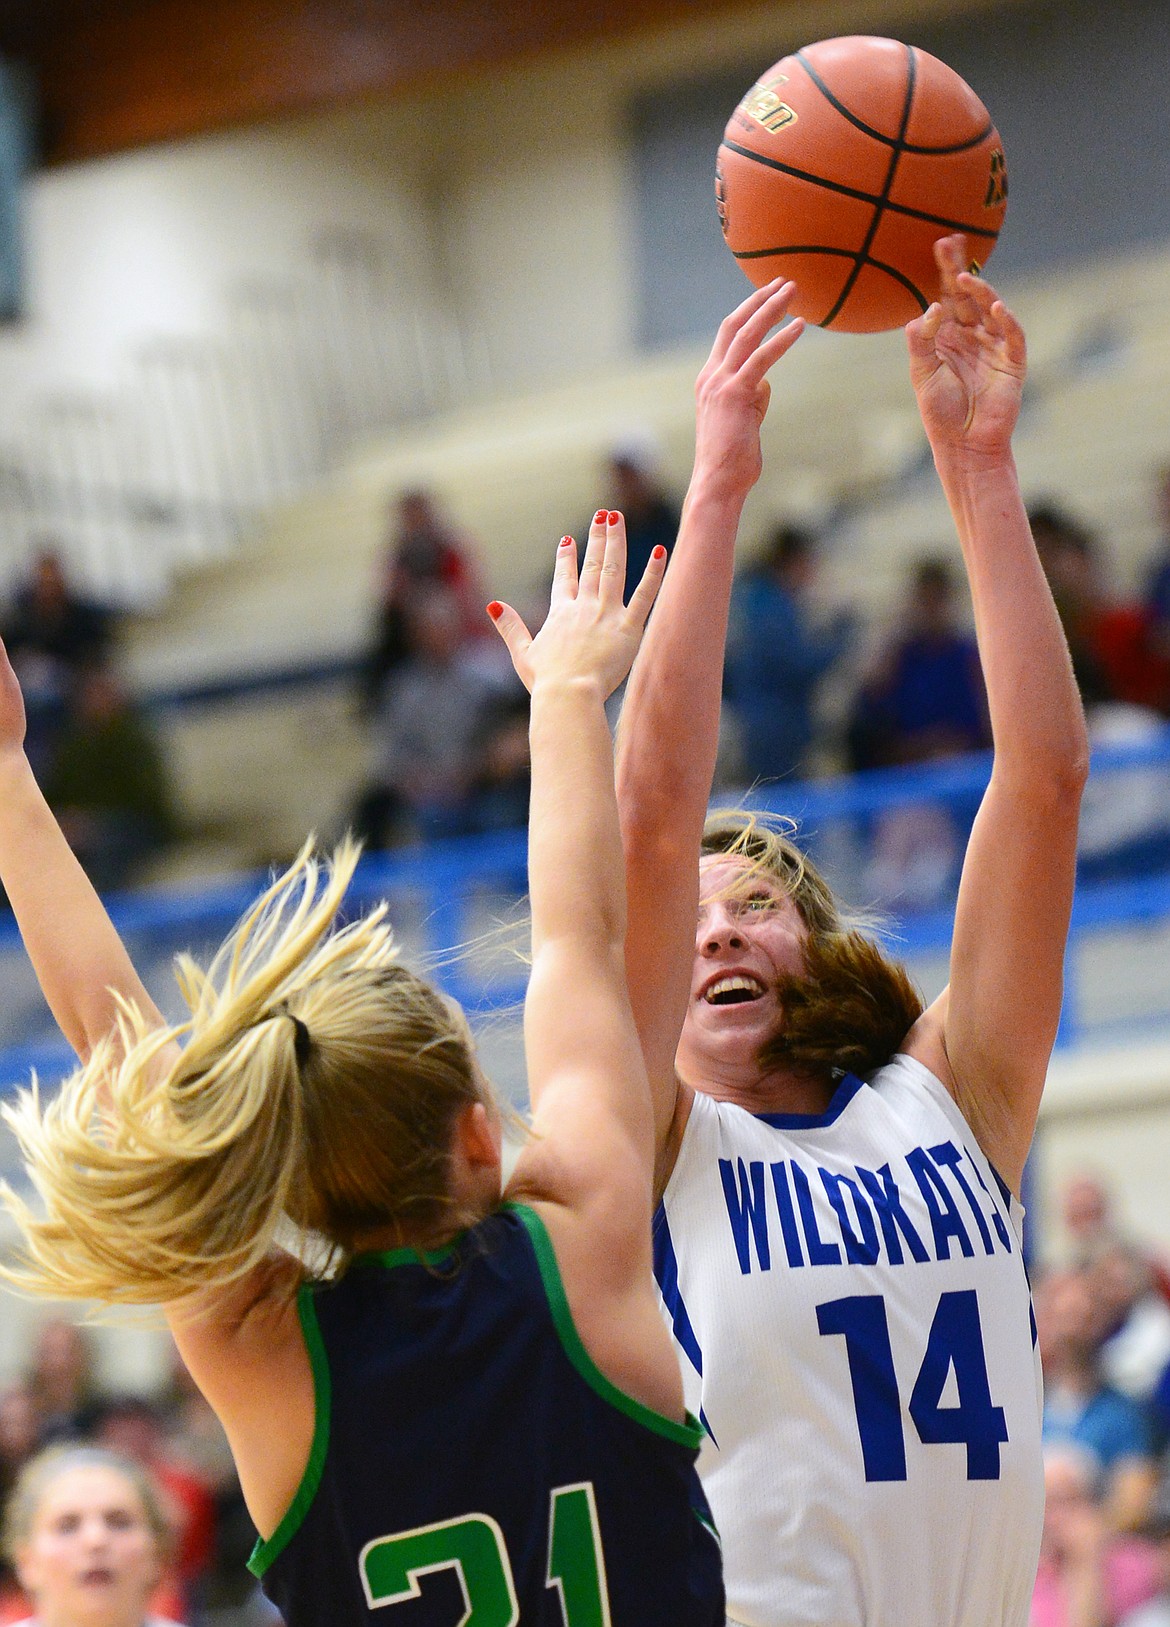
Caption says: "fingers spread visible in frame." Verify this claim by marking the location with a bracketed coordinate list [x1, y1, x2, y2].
[723, 280, 799, 373]
[626, 543, 668, 631]
[598, 511, 627, 605]
[487, 600, 532, 673]
[739, 311, 806, 389]
[579, 509, 608, 587]
[709, 277, 790, 368]
[550, 534, 579, 603]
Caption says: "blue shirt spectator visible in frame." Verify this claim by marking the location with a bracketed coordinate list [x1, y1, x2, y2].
[724, 525, 853, 783]
[1043, 1383, 1152, 1474]
[847, 554, 989, 770]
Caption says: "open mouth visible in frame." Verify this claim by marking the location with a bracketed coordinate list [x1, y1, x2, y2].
[703, 975, 767, 1006]
[80, 1568, 116, 1587]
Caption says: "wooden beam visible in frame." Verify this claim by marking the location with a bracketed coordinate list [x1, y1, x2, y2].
[25, 0, 768, 164]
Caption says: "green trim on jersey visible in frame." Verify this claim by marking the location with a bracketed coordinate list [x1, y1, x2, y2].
[248, 1285, 333, 1579]
[694, 1506, 722, 1550]
[350, 1236, 465, 1271]
[247, 1202, 700, 1585]
[505, 1202, 704, 1450]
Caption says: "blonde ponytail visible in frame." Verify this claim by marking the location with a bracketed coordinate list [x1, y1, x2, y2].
[0, 838, 484, 1305]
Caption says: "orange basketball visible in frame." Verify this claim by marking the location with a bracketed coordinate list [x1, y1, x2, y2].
[716, 36, 1008, 332]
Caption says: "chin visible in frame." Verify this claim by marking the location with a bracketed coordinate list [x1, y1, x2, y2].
[682, 1023, 765, 1076]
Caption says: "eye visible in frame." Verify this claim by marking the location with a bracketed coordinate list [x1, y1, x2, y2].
[737, 892, 777, 912]
[105, 1509, 134, 1532]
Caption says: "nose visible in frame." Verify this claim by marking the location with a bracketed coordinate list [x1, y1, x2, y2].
[81, 1514, 109, 1550]
[698, 902, 746, 956]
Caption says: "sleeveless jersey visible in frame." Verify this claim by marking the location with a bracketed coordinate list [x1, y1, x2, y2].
[251, 1201, 724, 1626]
[654, 1055, 1043, 1627]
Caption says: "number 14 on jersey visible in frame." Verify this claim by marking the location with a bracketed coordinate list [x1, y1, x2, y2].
[818, 1288, 1009, 1481]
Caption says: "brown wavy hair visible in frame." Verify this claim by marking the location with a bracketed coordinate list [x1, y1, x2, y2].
[701, 811, 924, 1086]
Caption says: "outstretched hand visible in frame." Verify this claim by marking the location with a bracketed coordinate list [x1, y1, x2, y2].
[488, 511, 666, 700]
[692, 278, 806, 501]
[906, 233, 1026, 462]
[0, 639, 27, 757]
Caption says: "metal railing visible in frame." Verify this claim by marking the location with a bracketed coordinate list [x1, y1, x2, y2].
[0, 726, 1168, 1091]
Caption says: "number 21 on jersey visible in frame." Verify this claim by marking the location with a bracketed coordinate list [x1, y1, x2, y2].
[359, 1481, 611, 1624]
[818, 1288, 1008, 1481]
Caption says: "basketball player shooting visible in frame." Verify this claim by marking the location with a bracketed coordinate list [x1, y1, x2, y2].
[615, 233, 1088, 1626]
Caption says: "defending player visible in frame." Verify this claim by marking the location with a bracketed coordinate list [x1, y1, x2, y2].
[0, 516, 725, 1625]
[616, 237, 1088, 1625]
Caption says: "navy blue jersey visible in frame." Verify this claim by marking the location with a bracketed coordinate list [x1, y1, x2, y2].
[251, 1202, 723, 1626]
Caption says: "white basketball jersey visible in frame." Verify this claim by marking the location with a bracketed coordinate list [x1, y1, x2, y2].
[655, 1054, 1043, 1627]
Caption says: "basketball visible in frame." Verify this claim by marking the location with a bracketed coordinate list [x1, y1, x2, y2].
[716, 36, 1008, 332]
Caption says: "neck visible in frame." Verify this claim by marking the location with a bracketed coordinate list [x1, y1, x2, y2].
[350, 1204, 493, 1257]
[684, 1053, 836, 1117]
[36, 1603, 139, 1627]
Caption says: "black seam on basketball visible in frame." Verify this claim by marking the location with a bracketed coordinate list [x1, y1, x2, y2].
[733, 243, 860, 260]
[793, 48, 993, 154]
[901, 124, 993, 156]
[719, 140, 1000, 238]
[820, 43, 916, 328]
[729, 243, 930, 312]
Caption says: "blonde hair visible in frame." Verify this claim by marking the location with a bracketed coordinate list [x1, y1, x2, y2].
[2, 1444, 173, 1562]
[702, 810, 924, 1083]
[0, 839, 488, 1305]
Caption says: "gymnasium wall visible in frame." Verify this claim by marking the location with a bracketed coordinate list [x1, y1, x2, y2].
[0, 0, 1021, 452]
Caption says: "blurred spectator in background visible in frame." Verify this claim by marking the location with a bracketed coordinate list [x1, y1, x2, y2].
[467, 687, 531, 832]
[354, 587, 520, 845]
[0, 1392, 37, 1510]
[0, 1392, 37, 1616]
[588, 433, 679, 602]
[1063, 1175, 1139, 1272]
[1058, 1175, 1170, 1356]
[1, 1444, 185, 1626]
[723, 522, 854, 784]
[155, 1351, 278, 1627]
[1031, 503, 1170, 716]
[1089, 1246, 1170, 1412]
[1, 548, 115, 778]
[0, 1325, 274, 1627]
[358, 489, 484, 714]
[25, 1321, 100, 1446]
[846, 553, 989, 770]
[1031, 1443, 1159, 1627]
[96, 1399, 216, 1621]
[1120, 1481, 1170, 1627]
[1142, 465, 1170, 680]
[1038, 1269, 1158, 1533]
[44, 664, 177, 893]
[846, 554, 988, 910]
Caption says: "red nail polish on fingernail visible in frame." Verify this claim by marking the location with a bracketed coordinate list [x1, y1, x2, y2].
[559, 536, 574, 548]
[594, 509, 607, 525]
[486, 601, 503, 620]
[607, 511, 620, 525]
[652, 545, 666, 560]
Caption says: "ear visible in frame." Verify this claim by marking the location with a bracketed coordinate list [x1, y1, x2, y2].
[454, 1101, 500, 1172]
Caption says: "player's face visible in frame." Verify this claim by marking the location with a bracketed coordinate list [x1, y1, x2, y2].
[677, 856, 809, 1081]
[15, 1464, 162, 1622]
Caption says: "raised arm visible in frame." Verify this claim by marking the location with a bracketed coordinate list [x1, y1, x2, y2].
[492, 516, 665, 1219]
[615, 280, 805, 1164]
[901, 236, 1090, 1193]
[0, 641, 164, 1056]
